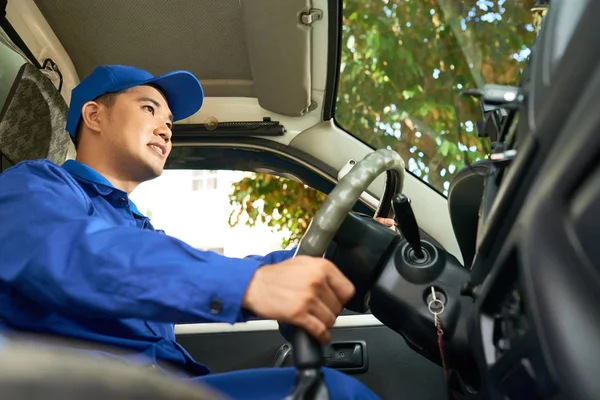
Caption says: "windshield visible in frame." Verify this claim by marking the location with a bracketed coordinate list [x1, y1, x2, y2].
[335, 0, 537, 195]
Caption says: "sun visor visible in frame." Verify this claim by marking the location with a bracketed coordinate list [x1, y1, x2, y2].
[240, 0, 318, 117]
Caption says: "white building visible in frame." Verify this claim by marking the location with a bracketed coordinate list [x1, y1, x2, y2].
[129, 170, 291, 258]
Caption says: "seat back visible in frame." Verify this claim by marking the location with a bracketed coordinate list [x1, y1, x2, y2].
[0, 41, 70, 171]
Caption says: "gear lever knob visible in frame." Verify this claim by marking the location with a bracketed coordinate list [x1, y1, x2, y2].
[391, 194, 424, 259]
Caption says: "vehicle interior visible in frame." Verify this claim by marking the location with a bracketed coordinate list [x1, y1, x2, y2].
[1, 0, 599, 399]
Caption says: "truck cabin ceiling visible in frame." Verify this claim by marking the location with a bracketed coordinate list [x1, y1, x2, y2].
[8, 0, 329, 128]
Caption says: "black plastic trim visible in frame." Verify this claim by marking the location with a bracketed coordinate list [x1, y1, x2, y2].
[469, 2, 600, 398]
[169, 137, 336, 178]
[172, 121, 285, 138]
[322, 0, 342, 121]
[471, 0, 600, 284]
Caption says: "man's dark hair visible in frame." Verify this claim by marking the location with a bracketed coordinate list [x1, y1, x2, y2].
[73, 84, 168, 149]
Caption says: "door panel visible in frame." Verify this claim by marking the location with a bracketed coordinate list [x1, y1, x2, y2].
[176, 321, 447, 399]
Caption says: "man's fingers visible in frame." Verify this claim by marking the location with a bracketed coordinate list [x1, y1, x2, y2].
[375, 217, 395, 227]
[302, 314, 331, 343]
[318, 283, 344, 316]
[242, 256, 352, 344]
[324, 263, 355, 304]
[309, 297, 338, 330]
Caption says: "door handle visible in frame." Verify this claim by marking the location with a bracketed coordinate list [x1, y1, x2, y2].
[273, 341, 368, 374]
[273, 343, 293, 368]
[324, 340, 368, 374]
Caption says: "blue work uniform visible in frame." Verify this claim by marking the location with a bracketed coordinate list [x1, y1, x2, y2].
[0, 159, 379, 399]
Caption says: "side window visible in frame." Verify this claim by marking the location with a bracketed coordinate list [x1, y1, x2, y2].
[0, 39, 27, 170]
[191, 170, 218, 191]
[0, 39, 26, 112]
[130, 170, 326, 257]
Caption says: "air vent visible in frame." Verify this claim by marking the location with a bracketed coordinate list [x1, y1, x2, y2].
[173, 118, 285, 139]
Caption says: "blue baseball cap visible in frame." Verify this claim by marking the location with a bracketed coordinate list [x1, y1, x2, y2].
[66, 65, 204, 140]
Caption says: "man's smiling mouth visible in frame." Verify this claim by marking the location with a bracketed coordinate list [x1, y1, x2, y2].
[148, 143, 166, 157]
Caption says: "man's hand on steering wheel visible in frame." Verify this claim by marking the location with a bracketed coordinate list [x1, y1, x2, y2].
[242, 256, 354, 343]
[241, 217, 395, 343]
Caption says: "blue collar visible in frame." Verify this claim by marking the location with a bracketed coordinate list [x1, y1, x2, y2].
[62, 160, 146, 218]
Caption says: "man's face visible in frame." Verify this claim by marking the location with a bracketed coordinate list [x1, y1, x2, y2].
[100, 85, 173, 182]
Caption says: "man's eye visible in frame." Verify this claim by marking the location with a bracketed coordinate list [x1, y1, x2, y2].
[143, 105, 155, 114]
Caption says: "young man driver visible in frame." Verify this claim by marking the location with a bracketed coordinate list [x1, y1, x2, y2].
[0, 65, 392, 399]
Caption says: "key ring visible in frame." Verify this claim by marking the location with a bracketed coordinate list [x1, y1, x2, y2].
[428, 299, 445, 315]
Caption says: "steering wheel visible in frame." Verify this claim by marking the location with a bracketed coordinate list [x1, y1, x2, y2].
[285, 149, 405, 400]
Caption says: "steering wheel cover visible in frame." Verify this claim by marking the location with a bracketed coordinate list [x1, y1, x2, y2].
[294, 149, 405, 258]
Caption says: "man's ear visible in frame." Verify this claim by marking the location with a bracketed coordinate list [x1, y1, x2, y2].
[80, 101, 104, 134]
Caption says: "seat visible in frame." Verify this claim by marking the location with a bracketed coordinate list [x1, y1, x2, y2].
[0, 334, 221, 400]
[0, 54, 71, 171]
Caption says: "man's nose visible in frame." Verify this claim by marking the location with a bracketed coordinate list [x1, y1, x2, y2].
[155, 122, 172, 142]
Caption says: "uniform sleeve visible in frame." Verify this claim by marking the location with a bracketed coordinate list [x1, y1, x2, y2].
[244, 249, 296, 264]
[245, 243, 337, 265]
[0, 161, 263, 324]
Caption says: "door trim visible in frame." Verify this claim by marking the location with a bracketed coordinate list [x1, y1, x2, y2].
[175, 314, 383, 335]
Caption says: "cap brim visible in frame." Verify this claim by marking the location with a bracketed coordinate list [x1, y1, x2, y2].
[140, 71, 204, 122]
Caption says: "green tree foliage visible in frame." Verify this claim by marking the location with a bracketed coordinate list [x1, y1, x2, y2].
[229, 0, 536, 246]
[228, 174, 327, 248]
[336, 0, 536, 193]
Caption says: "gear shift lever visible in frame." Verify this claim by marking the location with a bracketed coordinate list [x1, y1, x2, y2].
[391, 194, 424, 259]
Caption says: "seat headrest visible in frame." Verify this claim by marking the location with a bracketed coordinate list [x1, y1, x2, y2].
[0, 63, 70, 166]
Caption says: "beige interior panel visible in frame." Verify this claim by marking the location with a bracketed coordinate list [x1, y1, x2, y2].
[32, 0, 252, 98]
[240, 0, 314, 117]
[199, 79, 255, 98]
